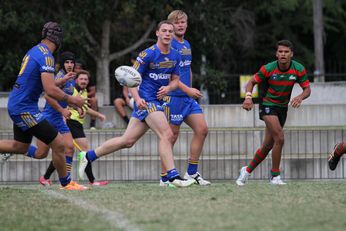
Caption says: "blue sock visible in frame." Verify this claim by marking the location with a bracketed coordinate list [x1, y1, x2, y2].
[86, 150, 98, 162]
[26, 145, 37, 158]
[65, 156, 73, 175]
[59, 172, 71, 186]
[160, 173, 169, 182]
[167, 168, 179, 180]
[187, 159, 199, 175]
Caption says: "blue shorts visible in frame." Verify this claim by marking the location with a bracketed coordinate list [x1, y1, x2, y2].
[44, 113, 70, 134]
[163, 96, 203, 125]
[9, 110, 46, 132]
[131, 100, 164, 121]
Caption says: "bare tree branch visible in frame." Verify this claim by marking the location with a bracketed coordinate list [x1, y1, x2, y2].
[81, 21, 100, 53]
[109, 21, 156, 61]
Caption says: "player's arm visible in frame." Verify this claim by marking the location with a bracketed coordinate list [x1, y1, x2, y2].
[87, 86, 96, 98]
[122, 86, 131, 105]
[44, 94, 71, 119]
[177, 69, 202, 99]
[41, 72, 86, 108]
[157, 74, 179, 100]
[130, 87, 147, 110]
[290, 86, 311, 108]
[86, 108, 106, 121]
[55, 72, 76, 87]
[242, 77, 258, 111]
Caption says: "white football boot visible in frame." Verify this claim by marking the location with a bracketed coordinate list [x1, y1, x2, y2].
[184, 172, 211, 186]
[159, 179, 176, 188]
[269, 175, 286, 185]
[77, 151, 88, 180]
[0, 153, 12, 163]
[236, 166, 251, 186]
[169, 176, 195, 188]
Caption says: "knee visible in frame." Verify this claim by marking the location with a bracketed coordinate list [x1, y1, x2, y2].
[13, 142, 29, 154]
[274, 133, 285, 146]
[163, 129, 174, 144]
[195, 125, 208, 138]
[65, 143, 75, 156]
[52, 139, 65, 155]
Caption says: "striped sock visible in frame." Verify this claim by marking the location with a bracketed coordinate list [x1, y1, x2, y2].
[246, 149, 268, 173]
[86, 150, 98, 162]
[65, 156, 73, 175]
[59, 172, 71, 187]
[167, 168, 179, 180]
[271, 168, 280, 177]
[160, 172, 168, 182]
[187, 159, 199, 175]
[335, 143, 346, 157]
[26, 145, 37, 158]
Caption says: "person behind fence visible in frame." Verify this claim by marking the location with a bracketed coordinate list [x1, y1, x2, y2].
[76, 20, 196, 188]
[0, 22, 87, 190]
[160, 10, 210, 186]
[328, 141, 346, 171]
[236, 39, 311, 186]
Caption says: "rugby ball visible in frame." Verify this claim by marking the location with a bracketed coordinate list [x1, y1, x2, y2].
[114, 65, 141, 88]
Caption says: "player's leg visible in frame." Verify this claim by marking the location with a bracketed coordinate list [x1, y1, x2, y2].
[184, 113, 210, 185]
[328, 141, 346, 170]
[77, 117, 148, 179]
[263, 115, 286, 185]
[146, 111, 195, 187]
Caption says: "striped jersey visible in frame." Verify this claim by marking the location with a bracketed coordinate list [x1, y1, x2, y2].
[169, 38, 192, 96]
[254, 60, 310, 107]
[133, 44, 181, 101]
[8, 43, 55, 115]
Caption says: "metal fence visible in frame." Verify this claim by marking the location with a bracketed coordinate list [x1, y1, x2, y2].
[1, 127, 345, 183]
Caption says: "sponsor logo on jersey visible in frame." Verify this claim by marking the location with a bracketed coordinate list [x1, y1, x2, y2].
[272, 74, 278, 80]
[289, 75, 296, 80]
[265, 107, 270, 114]
[179, 60, 191, 67]
[149, 73, 171, 80]
[181, 46, 192, 55]
[170, 114, 183, 122]
[42, 65, 55, 72]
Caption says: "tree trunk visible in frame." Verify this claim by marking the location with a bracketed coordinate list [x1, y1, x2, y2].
[313, 0, 325, 82]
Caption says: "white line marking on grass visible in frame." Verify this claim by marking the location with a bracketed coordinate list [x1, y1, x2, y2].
[42, 189, 141, 231]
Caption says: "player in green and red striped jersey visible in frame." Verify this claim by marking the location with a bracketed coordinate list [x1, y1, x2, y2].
[236, 40, 311, 185]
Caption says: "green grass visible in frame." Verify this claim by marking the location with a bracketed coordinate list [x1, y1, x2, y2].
[1, 181, 346, 231]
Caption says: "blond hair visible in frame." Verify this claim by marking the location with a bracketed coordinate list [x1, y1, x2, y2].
[167, 10, 188, 22]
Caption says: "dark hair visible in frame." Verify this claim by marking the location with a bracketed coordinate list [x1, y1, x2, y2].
[156, 20, 173, 31]
[60, 51, 75, 65]
[42, 22, 63, 48]
[277, 40, 294, 51]
[76, 70, 90, 80]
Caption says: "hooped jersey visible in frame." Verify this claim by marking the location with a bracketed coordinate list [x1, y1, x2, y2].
[133, 44, 181, 101]
[254, 60, 310, 107]
[8, 43, 55, 115]
[169, 38, 192, 96]
[43, 69, 75, 117]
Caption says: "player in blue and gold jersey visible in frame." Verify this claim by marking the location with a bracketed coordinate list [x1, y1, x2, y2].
[161, 10, 210, 186]
[0, 22, 87, 190]
[77, 20, 195, 188]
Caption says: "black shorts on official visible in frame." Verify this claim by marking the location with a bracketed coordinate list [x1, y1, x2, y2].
[259, 105, 288, 127]
[14, 119, 58, 145]
[66, 119, 86, 139]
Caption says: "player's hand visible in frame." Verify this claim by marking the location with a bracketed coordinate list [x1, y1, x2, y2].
[157, 86, 170, 100]
[69, 94, 89, 108]
[98, 113, 106, 122]
[187, 88, 203, 99]
[61, 108, 71, 120]
[242, 98, 253, 111]
[77, 107, 86, 118]
[64, 72, 76, 81]
[290, 95, 303, 108]
[136, 98, 147, 110]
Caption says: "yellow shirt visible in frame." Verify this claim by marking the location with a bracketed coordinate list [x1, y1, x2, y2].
[69, 88, 88, 124]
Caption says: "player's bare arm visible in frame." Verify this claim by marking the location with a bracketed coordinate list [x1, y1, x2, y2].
[129, 87, 147, 110]
[290, 86, 311, 108]
[157, 74, 179, 99]
[44, 94, 71, 119]
[242, 77, 257, 111]
[55, 72, 76, 87]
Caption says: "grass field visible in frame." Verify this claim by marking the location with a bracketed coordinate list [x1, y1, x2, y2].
[1, 181, 346, 231]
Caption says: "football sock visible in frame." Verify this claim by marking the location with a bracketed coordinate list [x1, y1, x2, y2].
[160, 172, 169, 182]
[187, 159, 199, 175]
[85, 161, 95, 183]
[246, 149, 268, 173]
[167, 168, 180, 180]
[26, 145, 37, 158]
[334, 143, 346, 157]
[123, 116, 129, 124]
[65, 156, 73, 175]
[271, 168, 280, 177]
[44, 161, 56, 179]
[59, 172, 71, 187]
[86, 150, 98, 162]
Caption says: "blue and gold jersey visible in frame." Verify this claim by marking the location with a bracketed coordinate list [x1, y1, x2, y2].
[133, 44, 181, 101]
[43, 69, 75, 117]
[8, 43, 55, 115]
[169, 38, 192, 97]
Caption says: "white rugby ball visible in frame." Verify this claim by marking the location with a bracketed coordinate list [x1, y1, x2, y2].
[114, 65, 141, 88]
